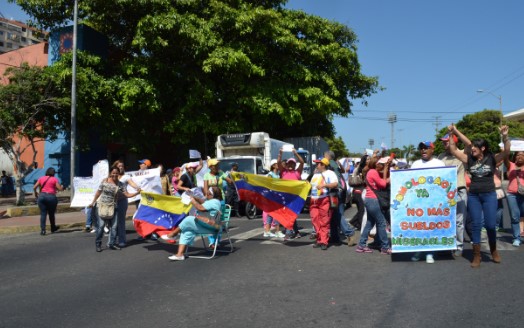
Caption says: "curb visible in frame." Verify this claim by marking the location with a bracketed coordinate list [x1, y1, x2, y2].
[0, 216, 135, 235]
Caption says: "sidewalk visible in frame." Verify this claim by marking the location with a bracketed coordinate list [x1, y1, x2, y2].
[0, 193, 137, 234]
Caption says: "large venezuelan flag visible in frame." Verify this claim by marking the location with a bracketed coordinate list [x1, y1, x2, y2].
[232, 172, 311, 229]
[133, 192, 192, 238]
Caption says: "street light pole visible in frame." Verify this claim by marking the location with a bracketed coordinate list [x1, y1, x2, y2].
[70, 0, 78, 201]
[477, 89, 502, 115]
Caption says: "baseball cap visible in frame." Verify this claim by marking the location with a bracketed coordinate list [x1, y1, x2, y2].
[138, 159, 151, 167]
[440, 133, 458, 143]
[187, 162, 199, 168]
[418, 141, 434, 149]
[173, 167, 181, 172]
[286, 158, 297, 164]
[377, 157, 389, 164]
[313, 157, 330, 166]
[270, 159, 278, 167]
[207, 158, 220, 167]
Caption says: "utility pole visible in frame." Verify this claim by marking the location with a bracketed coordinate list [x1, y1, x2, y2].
[433, 116, 441, 136]
[388, 113, 397, 149]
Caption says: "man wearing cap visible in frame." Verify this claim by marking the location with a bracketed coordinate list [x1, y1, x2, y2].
[138, 159, 152, 170]
[410, 141, 445, 264]
[438, 134, 467, 257]
[277, 147, 305, 239]
[309, 157, 339, 250]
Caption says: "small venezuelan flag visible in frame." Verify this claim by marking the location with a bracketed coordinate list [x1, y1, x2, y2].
[232, 172, 311, 230]
[133, 192, 192, 239]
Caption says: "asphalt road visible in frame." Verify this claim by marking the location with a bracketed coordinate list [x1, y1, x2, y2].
[1, 207, 523, 328]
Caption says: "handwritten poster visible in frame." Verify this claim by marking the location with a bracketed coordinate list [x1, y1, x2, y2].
[390, 166, 457, 253]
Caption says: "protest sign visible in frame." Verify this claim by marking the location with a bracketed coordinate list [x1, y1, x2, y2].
[126, 167, 162, 202]
[189, 149, 201, 159]
[390, 166, 457, 253]
[70, 160, 109, 207]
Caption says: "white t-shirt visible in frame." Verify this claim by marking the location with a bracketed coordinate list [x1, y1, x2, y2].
[310, 169, 338, 198]
[411, 158, 445, 169]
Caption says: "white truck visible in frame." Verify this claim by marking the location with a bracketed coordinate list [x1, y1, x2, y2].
[216, 132, 293, 174]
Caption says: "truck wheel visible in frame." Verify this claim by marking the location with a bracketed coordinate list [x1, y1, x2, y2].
[245, 202, 257, 220]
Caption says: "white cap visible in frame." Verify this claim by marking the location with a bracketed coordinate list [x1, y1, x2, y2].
[270, 159, 278, 167]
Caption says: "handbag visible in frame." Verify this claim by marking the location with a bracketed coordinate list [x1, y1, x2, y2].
[516, 172, 524, 196]
[97, 183, 118, 220]
[328, 191, 339, 208]
[348, 169, 364, 187]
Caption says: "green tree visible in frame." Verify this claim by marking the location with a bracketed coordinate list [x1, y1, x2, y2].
[0, 64, 70, 205]
[13, 0, 380, 156]
[325, 136, 349, 158]
[433, 109, 524, 155]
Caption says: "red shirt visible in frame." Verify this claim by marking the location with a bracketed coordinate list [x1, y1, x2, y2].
[38, 176, 60, 194]
[365, 169, 388, 199]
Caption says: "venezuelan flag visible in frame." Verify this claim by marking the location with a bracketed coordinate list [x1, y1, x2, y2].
[232, 172, 311, 229]
[133, 192, 192, 238]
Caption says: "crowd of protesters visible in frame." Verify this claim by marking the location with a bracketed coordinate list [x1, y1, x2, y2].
[29, 123, 523, 268]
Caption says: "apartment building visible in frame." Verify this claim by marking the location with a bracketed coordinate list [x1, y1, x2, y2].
[0, 17, 46, 54]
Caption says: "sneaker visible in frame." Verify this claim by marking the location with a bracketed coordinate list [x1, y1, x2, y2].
[320, 244, 328, 250]
[355, 245, 373, 253]
[275, 231, 286, 238]
[411, 252, 421, 262]
[118, 243, 126, 248]
[84, 227, 91, 233]
[90, 228, 96, 233]
[512, 239, 521, 247]
[346, 235, 357, 247]
[104, 226, 109, 234]
[96, 246, 102, 252]
[426, 254, 435, 264]
[150, 233, 159, 240]
[109, 245, 121, 250]
[168, 254, 185, 261]
[453, 249, 463, 257]
[312, 243, 321, 248]
[380, 248, 392, 255]
[263, 232, 276, 237]
[161, 234, 176, 241]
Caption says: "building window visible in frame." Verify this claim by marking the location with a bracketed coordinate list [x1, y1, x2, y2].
[22, 27, 27, 32]
[21, 37, 26, 42]
[6, 42, 12, 48]
[0, 41, 4, 47]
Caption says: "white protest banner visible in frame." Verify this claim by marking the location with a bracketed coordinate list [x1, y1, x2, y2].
[126, 167, 162, 203]
[189, 149, 201, 159]
[71, 177, 97, 207]
[390, 166, 457, 253]
[70, 160, 110, 208]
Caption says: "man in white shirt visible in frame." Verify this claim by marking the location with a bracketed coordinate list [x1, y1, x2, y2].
[411, 141, 445, 264]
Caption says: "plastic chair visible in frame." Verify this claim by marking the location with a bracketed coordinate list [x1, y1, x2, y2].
[186, 204, 234, 259]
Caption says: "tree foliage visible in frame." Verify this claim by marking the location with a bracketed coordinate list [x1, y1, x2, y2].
[324, 136, 350, 158]
[0, 63, 70, 204]
[12, 0, 380, 158]
[432, 109, 524, 155]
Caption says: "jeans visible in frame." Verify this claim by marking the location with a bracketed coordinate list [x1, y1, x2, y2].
[116, 197, 128, 245]
[505, 193, 524, 242]
[37, 193, 58, 231]
[338, 190, 354, 237]
[468, 191, 497, 245]
[359, 198, 389, 249]
[85, 207, 99, 229]
[95, 205, 118, 247]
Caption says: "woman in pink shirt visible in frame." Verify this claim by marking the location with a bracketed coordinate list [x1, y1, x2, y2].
[504, 151, 524, 247]
[33, 167, 64, 235]
[356, 157, 392, 254]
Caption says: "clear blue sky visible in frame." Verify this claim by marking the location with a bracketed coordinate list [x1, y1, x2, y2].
[2, 0, 523, 155]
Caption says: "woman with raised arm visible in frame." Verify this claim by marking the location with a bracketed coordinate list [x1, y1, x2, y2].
[447, 124, 510, 268]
